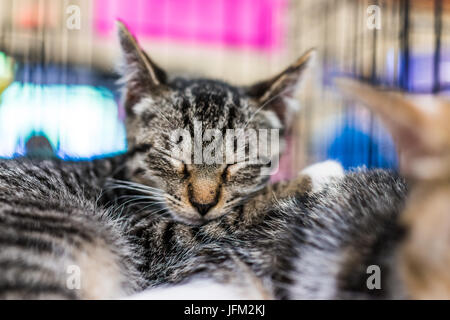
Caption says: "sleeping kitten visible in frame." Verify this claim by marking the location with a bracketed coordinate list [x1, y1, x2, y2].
[0, 21, 332, 299]
[114, 21, 320, 226]
[0, 22, 414, 300]
[136, 72, 450, 300]
[106, 22, 357, 292]
[106, 23, 409, 299]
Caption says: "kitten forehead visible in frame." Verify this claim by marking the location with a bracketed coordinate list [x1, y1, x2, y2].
[170, 77, 249, 130]
[178, 79, 242, 107]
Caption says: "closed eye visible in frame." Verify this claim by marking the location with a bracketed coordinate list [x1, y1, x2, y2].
[168, 157, 191, 179]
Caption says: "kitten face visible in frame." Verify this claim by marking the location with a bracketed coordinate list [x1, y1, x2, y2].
[125, 80, 280, 225]
[117, 21, 314, 225]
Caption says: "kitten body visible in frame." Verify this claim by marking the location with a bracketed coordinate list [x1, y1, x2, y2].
[0, 156, 143, 299]
[0, 140, 408, 300]
[108, 23, 409, 299]
[282, 170, 407, 299]
[116, 168, 407, 299]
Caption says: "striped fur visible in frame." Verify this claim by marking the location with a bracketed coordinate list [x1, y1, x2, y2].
[107, 168, 408, 299]
[0, 153, 408, 299]
[0, 24, 412, 300]
[0, 157, 144, 299]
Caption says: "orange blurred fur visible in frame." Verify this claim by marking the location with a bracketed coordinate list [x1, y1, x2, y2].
[337, 79, 450, 299]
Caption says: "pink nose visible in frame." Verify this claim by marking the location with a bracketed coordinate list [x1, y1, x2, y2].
[187, 180, 219, 216]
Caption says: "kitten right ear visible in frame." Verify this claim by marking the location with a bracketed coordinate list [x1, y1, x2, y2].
[117, 21, 167, 112]
[245, 49, 316, 129]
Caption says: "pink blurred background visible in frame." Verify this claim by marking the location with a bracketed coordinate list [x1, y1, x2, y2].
[95, 0, 286, 51]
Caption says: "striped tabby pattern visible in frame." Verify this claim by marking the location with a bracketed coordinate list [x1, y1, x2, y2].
[0, 23, 410, 300]
[0, 157, 143, 299]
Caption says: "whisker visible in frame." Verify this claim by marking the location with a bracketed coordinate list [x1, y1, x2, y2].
[105, 184, 163, 196]
[117, 194, 164, 202]
[134, 204, 168, 216]
[107, 179, 163, 192]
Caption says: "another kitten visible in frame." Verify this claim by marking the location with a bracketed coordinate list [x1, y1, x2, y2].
[337, 79, 450, 299]
[275, 169, 407, 299]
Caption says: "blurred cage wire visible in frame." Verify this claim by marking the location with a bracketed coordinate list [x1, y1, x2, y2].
[0, 0, 447, 178]
[293, 0, 450, 172]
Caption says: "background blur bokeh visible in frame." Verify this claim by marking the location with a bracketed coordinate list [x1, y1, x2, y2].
[0, 0, 448, 179]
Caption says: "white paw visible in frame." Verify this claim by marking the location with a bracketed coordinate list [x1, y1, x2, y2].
[123, 279, 267, 300]
[300, 160, 344, 192]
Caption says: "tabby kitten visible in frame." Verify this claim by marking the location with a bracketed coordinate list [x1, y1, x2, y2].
[0, 22, 411, 300]
[115, 21, 317, 226]
[100, 21, 324, 294]
[108, 23, 409, 300]
[0, 21, 319, 299]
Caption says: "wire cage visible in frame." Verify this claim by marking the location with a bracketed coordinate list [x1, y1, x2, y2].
[0, 0, 447, 177]
[290, 0, 450, 172]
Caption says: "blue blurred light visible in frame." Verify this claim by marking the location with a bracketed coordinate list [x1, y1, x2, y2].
[0, 82, 126, 159]
[326, 125, 397, 170]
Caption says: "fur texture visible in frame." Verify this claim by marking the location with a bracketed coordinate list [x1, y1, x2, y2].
[0, 24, 414, 300]
[116, 21, 316, 225]
[0, 21, 318, 298]
[0, 157, 143, 299]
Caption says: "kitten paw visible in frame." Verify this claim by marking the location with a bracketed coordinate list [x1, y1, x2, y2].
[300, 160, 344, 192]
[123, 279, 267, 300]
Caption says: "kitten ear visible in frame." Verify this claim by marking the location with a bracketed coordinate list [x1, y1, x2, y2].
[245, 49, 316, 128]
[117, 21, 167, 112]
[336, 78, 444, 178]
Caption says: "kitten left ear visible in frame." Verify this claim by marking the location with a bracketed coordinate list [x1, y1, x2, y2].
[117, 21, 167, 112]
[245, 49, 316, 128]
